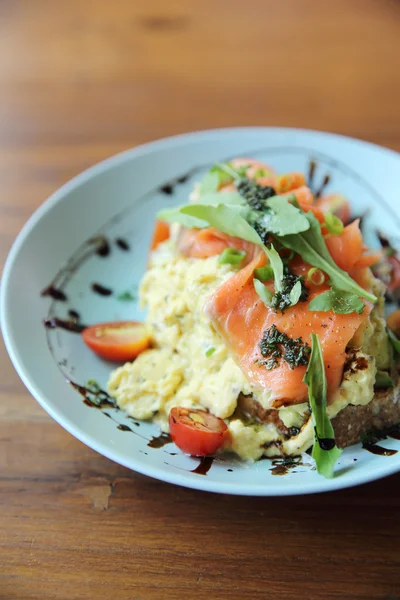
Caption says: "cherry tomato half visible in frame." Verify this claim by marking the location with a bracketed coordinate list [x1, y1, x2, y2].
[82, 321, 150, 362]
[169, 407, 229, 456]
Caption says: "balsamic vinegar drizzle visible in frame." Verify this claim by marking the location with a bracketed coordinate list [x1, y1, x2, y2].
[41, 285, 67, 302]
[95, 237, 111, 257]
[91, 282, 113, 296]
[363, 444, 397, 457]
[361, 424, 400, 456]
[308, 160, 317, 188]
[68, 309, 81, 321]
[44, 317, 86, 333]
[314, 173, 331, 198]
[147, 433, 172, 448]
[70, 381, 116, 409]
[115, 238, 130, 251]
[190, 456, 214, 475]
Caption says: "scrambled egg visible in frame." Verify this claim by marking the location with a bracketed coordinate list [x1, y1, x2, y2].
[108, 237, 384, 461]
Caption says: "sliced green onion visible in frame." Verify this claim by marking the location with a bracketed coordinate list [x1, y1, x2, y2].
[205, 346, 216, 357]
[375, 371, 394, 389]
[307, 267, 326, 286]
[254, 265, 274, 281]
[324, 212, 344, 235]
[218, 248, 246, 265]
[253, 167, 268, 179]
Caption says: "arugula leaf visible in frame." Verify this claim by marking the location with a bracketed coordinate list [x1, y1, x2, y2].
[219, 248, 246, 265]
[308, 288, 365, 315]
[198, 191, 245, 206]
[181, 204, 261, 244]
[388, 328, 400, 355]
[277, 212, 377, 303]
[157, 206, 209, 229]
[262, 244, 284, 293]
[289, 280, 302, 306]
[303, 333, 342, 478]
[254, 279, 273, 307]
[260, 196, 310, 236]
[199, 171, 220, 195]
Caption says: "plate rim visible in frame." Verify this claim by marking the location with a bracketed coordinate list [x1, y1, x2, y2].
[2, 126, 400, 496]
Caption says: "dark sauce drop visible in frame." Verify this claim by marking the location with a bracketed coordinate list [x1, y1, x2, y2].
[68, 309, 80, 320]
[177, 173, 190, 184]
[308, 160, 317, 188]
[147, 433, 172, 448]
[363, 443, 397, 457]
[41, 285, 67, 302]
[117, 424, 134, 433]
[270, 457, 301, 476]
[160, 184, 174, 195]
[69, 381, 116, 409]
[227, 469, 233, 472]
[91, 283, 113, 296]
[315, 174, 331, 198]
[44, 317, 86, 333]
[191, 456, 214, 475]
[115, 238, 130, 251]
[95, 237, 111, 257]
[317, 437, 336, 451]
[387, 425, 400, 441]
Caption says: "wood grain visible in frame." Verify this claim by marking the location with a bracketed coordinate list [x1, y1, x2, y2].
[1, 1, 400, 598]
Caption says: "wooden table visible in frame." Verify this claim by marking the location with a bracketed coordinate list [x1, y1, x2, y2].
[1, 1, 400, 598]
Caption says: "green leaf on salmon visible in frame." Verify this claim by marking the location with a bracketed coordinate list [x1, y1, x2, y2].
[260, 196, 310, 236]
[303, 333, 342, 478]
[308, 288, 365, 315]
[277, 212, 377, 303]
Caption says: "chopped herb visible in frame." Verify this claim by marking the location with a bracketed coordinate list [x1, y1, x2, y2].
[375, 371, 394, 389]
[270, 265, 309, 312]
[86, 379, 100, 390]
[237, 179, 276, 211]
[258, 325, 311, 370]
[117, 291, 136, 301]
[205, 346, 216, 357]
[324, 212, 344, 234]
[254, 265, 274, 281]
[253, 167, 269, 178]
[218, 248, 246, 265]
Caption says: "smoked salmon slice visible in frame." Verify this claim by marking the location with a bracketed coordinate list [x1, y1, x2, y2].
[204, 253, 373, 407]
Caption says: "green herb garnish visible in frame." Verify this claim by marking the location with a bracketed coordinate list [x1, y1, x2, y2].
[307, 267, 325, 286]
[308, 288, 365, 315]
[254, 279, 273, 307]
[375, 371, 394, 389]
[324, 212, 344, 234]
[277, 212, 377, 302]
[254, 265, 274, 281]
[218, 248, 246, 265]
[258, 325, 311, 370]
[388, 328, 400, 354]
[303, 333, 342, 478]
[205, 346, 216, 357]
[116, 291, 136, 302]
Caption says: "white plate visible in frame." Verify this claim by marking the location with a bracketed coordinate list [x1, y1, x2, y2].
[2, 127, 400, 496]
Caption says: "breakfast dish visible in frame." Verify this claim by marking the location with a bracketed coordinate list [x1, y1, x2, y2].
[105, 157, 400, 477]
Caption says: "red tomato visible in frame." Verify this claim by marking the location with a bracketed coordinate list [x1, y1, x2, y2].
[169, 407, 229, 456]
[82, 321, 150, 362]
